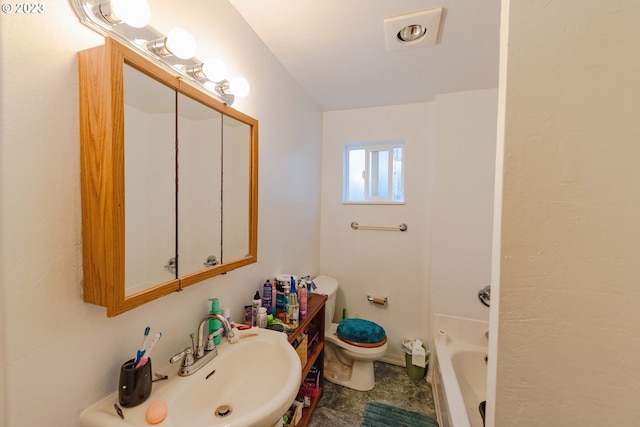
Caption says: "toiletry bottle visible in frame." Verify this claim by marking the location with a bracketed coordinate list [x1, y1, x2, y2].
[284, 292, 291, 324]
[299, 282, 307, 320]
[271, 278, 277, 316]
[289, 294, 299, 326]
[251, 291, 261, 327]
[257, 307, 267, 328]
[276, 283, 285, 312]
[208, 298, 222, 345]
[284, 283, 290, 305]
[244, 305, 253, 325]
[222, 307, 231, 336]
[290, 275, 297, 294]
[262, 279, 272, 314]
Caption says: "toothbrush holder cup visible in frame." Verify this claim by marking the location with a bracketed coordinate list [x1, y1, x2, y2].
[118, 358, 152, 407]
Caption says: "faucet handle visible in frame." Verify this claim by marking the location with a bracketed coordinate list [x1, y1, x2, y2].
[170, 346, 194, 367]
[204, 333, 216, 351]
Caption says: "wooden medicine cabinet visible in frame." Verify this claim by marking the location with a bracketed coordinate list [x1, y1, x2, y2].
[78, 38, 258, 316]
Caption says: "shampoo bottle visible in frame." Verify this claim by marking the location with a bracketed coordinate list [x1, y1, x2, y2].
[208, 298, 222, 345]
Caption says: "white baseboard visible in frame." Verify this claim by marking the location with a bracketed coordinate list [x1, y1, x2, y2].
[380, 352, 405, 367]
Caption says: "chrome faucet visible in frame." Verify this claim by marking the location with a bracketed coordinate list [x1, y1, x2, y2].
[170, 313, 236, 376]
[196, 314, 235, 356]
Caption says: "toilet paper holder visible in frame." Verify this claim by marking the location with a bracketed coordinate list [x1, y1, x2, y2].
[367, 295, 388, 305]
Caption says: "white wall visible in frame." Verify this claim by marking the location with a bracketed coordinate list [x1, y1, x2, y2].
[493, 1, 640, 426]
[430, 89, 498, 323]
[321, 102, 434, 363]
[320, 91, 497, 363]
[0, 1, 321, 426]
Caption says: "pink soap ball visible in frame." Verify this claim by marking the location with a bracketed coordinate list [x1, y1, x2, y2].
[145, 400, 168, 424]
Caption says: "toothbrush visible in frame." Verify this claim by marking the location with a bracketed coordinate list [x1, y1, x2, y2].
[134, 326, 151, 365]
[136, 332, 162, 368]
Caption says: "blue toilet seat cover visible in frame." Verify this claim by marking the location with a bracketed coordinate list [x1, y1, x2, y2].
[337, 318, 386, 344]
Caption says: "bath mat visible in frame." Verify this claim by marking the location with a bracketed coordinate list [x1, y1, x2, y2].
[361, 401, 439, 427]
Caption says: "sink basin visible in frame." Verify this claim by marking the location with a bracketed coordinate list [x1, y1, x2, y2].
[80, 328, 302, 427]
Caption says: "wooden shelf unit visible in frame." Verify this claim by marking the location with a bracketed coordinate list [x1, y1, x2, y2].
[287, 292, 326, 427]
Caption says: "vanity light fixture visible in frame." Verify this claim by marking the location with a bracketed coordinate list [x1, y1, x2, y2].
[228, 77, 251, 98]
[147, 28, 197, 60]
[207, 75, 250, 105]
[70, 0, 250, 106]
[185, 58, 227, 82]
[99, 0, 150, 28]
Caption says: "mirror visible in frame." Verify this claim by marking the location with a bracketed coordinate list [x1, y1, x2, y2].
[79, 38, 258, 316]
[177, 93, 223, 278]
[123, 64, 177, 296]
[222, 115, 252, 261]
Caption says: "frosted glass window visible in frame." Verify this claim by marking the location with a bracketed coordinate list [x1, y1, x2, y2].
[343, 141, 404, 204]
[369, 150, 389, 198]
[347, 148, 365, 201]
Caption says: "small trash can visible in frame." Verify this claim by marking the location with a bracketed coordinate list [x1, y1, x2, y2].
[402, 339, 429, 380]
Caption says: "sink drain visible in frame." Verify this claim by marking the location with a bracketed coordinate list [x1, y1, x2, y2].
[215, 404, 233, 418]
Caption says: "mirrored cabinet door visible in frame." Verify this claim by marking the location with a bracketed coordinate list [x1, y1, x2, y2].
[177, 93, 223, 277]
[123, 64, 178, 296]
[222, 115, 251, 261]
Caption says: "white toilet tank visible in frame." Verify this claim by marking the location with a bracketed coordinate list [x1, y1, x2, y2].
[312, 275, 338, 330]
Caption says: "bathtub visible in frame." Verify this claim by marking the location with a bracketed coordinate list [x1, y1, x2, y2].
[431, 330, 487, 427]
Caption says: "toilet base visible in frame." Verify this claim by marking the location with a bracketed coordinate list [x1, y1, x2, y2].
[324, 343, 376, 391]
[325, 359, 376, 391]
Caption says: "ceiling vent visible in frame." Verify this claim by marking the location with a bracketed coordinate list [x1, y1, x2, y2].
[384, 8, 443, 52]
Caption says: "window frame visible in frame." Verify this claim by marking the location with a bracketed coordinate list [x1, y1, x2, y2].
[342, 140, 405, 205]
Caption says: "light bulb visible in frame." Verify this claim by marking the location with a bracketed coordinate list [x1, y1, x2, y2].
[109, 0, 150, 28]
[165, 28, 196, 60]
[201, 58, 227, 83]
[229, 76, 250, 98]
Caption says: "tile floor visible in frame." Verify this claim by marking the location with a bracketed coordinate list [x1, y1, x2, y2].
[308, 362, 437, 426]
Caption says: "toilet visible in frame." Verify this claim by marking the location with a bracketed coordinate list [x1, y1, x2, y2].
[312, 275, 388, 391]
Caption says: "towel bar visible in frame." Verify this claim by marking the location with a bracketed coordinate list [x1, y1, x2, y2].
[351, 222, 407, 232]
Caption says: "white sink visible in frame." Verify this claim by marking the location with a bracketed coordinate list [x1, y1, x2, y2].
[80, 328, 302, 427]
